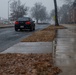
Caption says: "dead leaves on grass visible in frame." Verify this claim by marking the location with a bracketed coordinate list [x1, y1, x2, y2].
[22, 31, 55, 42]
[0, 53, 61, 75]
[21, 25, 65, 42]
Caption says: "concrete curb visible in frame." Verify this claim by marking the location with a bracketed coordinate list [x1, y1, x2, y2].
[0, 26, 14, 29]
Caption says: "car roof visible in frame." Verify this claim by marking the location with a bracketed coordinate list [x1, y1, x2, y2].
[18, 17, 30, 19]
[17, 17, 31, 21]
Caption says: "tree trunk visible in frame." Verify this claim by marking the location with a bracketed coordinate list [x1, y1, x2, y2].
[54, 0, 59, 26]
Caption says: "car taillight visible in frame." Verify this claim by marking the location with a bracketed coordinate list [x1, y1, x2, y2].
[15, 21, 19, 25]
[25, 22, 31, 25]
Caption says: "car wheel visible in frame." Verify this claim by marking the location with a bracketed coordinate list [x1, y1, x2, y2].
[30, 27, 33, 31]
[33, 27, 35, 31]
[15, 28, 18, 31]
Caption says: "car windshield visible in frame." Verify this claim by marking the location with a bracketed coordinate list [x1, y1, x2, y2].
[18, 17, 30, 21]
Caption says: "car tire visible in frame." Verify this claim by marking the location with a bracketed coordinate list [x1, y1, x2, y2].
[30, 27, 33, 31]
[33, 27, 35, 31]
[15, 28, 18, 31]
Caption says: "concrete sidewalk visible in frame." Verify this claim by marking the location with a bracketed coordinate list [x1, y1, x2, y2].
[55, 26, 76, 75]
[2, 42, 53, 53]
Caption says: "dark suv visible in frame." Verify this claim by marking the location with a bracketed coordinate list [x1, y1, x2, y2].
[14, 17, 35, 31]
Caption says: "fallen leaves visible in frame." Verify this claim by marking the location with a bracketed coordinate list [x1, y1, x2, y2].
[21, 30, 55, 42]
[21, 25, 65, 42]
[0, 53, 61, 75]
[42, 25, 65, 31]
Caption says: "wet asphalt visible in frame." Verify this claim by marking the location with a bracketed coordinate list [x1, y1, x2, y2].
[0, 24, 50, 52]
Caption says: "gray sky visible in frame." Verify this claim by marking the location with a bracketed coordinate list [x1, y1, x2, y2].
[0, 0, 64, 19]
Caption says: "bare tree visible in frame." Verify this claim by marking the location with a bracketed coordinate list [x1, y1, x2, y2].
[10, 0, 28, 21]
[54, 0, 59, 26]
[31, 2, 48, 23]
[61, 0, 74, 5]
[65, 0, 74, 4]
[58, 4, 70, 24]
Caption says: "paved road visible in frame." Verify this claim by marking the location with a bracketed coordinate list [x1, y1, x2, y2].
[0, 24, 50, 52]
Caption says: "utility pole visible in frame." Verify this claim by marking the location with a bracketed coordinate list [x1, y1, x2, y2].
[8, 0, 12, 22]
[54, 0, 59, 26]
[8, 0, 15, 22]
[8, 1, 10, 22]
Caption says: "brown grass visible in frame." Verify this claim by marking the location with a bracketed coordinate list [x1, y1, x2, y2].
[22, 30, 55, 42]
[21, 25, 65, 42]
[42, 25, 65, 31]
[0, 53, 61, 75]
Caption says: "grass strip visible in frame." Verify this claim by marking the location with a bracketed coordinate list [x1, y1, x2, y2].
[0, 53, 61, 75]
[21, 25, 65, 42]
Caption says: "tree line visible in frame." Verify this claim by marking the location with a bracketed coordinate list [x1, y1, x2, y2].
[9, 0, 50, 23]
[9, 0, 76, 24]
[50, 0, 76, 24]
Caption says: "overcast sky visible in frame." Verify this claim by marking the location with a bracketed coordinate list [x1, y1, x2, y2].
[0, 0, 64, 19]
